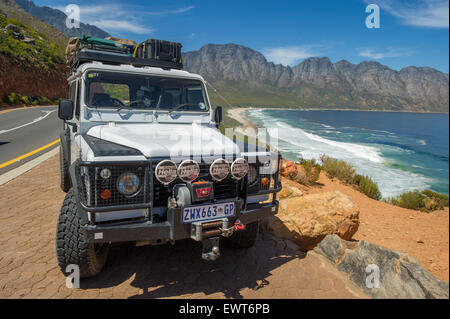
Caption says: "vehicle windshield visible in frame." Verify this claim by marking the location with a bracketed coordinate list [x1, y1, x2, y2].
[85, 71, 209, 112]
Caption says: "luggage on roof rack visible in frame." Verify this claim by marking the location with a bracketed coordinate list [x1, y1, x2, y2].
[134, 39, 182, 68]
[67, 37, 184, 71]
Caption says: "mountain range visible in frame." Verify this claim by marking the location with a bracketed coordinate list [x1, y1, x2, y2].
[183, 44, 449, 112]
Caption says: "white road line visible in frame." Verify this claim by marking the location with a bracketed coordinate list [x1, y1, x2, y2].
[0, 110, 56, 135]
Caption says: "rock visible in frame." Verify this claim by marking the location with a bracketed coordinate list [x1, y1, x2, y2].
[263, 191, 359, 250]
[279, 186, 293, 199]
[21, 37, 35, 45]
[315, 235, 449, 299]
[278, 184, 302, 199]
[416, 239, 424, 244]
[279, 160, 297, 177]
[290, 185, 303, 197]
[5, 24, 20, 33]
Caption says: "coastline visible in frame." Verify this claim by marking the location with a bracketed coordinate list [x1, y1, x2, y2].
[228, 106, 449, 115]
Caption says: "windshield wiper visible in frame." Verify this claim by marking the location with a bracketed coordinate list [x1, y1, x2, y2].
[167, 103, 200, 114]
[117, 99, 155, 112]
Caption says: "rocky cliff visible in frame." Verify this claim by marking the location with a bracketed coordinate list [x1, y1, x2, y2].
[183, 44, 449, 112]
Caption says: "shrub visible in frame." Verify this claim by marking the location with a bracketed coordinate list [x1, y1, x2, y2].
[320, 155, 355, 184]
[286, 158, 321, 186]
[390, 190, 426, 211]
[421, 189, 449, 208]
[357, 175, 382, 200]
[390, 189, 449, 212]
[3, 93, 53, 106]
[299, 157, 321, 184]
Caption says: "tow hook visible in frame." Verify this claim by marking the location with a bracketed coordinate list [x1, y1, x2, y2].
[234, 220, 245, 231]
[220, 220, 245, 237]
[201, 237, 220, 261]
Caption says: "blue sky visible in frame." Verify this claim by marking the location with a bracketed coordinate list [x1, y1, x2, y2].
[34, 0, 449, 72]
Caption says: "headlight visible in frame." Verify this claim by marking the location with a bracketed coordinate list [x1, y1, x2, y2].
[247, 165, 258, 185]
[117, 172, 140, 196]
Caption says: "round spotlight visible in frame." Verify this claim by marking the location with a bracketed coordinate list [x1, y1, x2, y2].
[231, 158, 248, 180]
[155, 160, 178, 185]
[177, 160, 200, 183]
[210, 158, 230, 182]
[117, 172, 140, 196]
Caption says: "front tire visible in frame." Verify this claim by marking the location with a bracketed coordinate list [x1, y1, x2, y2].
[59, 145, 71, 193]
[56, 189, 109, 278]
[229, 221, 259, 248]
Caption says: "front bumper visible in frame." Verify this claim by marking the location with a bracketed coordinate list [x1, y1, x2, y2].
[83, 200, 278, 243]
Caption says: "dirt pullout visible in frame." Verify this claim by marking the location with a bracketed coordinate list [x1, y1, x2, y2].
[283, 173, 449, 282]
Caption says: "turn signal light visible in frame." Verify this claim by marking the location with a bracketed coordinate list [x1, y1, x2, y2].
[100, 189, 111, 200]
[261, 177, 270, 186]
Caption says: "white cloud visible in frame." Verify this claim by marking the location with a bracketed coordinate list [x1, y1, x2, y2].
[52, 4, 195, 35]
[145, 6, 196, 16]
[91, 20, 154, 35]
[262, 46, 320, 66]
[371, 0, 449, 28]
[358, 47, 414, 59]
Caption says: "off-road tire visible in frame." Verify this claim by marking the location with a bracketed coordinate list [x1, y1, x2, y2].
[56, 189, 109, 278]
[59, 145, 71, 193]
[229, 221, 259, 248]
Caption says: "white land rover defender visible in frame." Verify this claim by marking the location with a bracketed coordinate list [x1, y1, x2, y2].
[56, 38, 281, 278]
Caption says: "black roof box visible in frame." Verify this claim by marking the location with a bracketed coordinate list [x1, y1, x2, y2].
[71, 47, 183, 70]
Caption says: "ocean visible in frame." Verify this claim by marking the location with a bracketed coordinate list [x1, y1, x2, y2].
[246, 109, 449, 198]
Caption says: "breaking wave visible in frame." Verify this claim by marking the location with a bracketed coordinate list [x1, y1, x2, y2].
[247, 109, 433, 198]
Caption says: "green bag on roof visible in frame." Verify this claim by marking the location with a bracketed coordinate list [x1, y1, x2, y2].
[80, 36, 117, 47]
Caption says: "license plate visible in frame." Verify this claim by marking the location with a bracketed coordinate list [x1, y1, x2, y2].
[182, 202, 236, 224]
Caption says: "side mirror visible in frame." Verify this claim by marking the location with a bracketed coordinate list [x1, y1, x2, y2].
[58, 99, 74, 121]
[214, 106, 223, 126]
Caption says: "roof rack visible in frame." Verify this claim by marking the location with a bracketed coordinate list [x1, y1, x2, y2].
[71, 48, 184, 70]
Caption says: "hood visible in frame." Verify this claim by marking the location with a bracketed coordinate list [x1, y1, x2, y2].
[86, 123, 241, 159]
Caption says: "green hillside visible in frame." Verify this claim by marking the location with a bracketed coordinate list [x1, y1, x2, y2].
[0, 0, 67, 49]
[0, 14, 64, 70]
[0, 0, 68, 106]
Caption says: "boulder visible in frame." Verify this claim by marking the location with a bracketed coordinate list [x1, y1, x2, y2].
[5, 23, 20, 33]
[279, 160, 297, 177]
[262, 191, 359, 250]
[315, 235, 449, 299]
[278, 183, 303, 199]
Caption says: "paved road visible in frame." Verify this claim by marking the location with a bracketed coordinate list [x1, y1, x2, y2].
[0, 155, 368, 299]
[0, 106, 60, 176]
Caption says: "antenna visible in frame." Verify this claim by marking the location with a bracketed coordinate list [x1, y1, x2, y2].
[205, 81, 233, 108]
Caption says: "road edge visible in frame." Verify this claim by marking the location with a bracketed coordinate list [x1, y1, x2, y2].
[0, 147, 59, 186]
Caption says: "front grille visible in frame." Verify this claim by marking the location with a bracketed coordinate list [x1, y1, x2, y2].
[152, 162, 239, 207]
[77, 161, 241, 210]
[78, 164, 150, 208]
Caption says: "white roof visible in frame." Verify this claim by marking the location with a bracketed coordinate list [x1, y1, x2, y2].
[69, 62, 205, 82]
